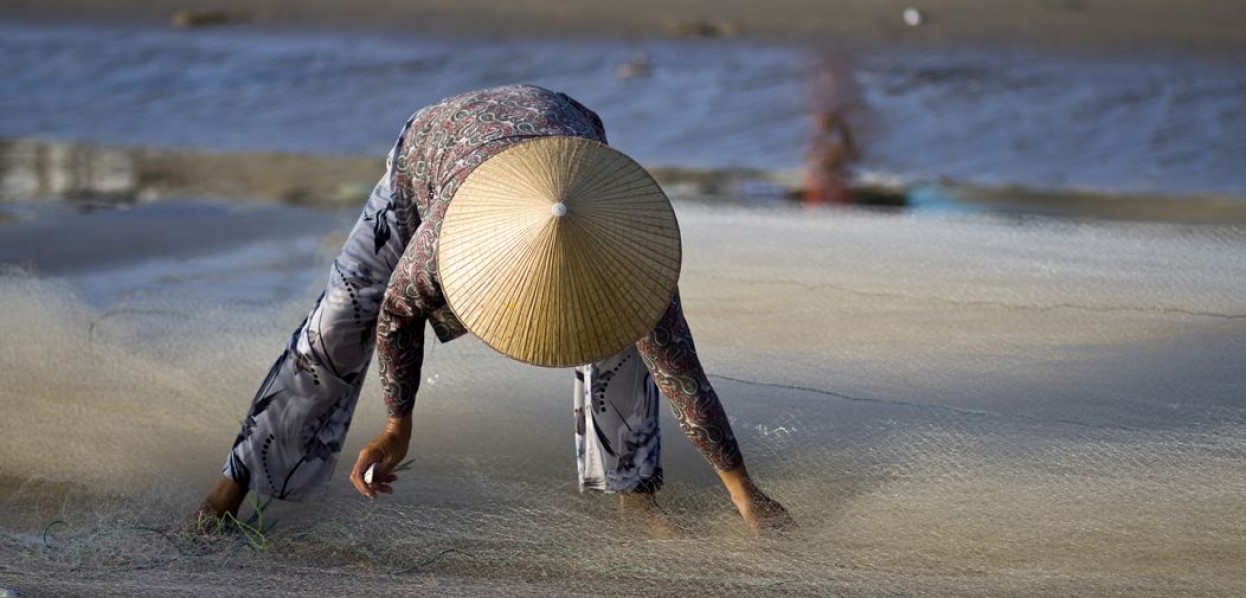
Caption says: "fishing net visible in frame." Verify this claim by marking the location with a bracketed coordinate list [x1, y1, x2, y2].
[2, 204, 1244, 596]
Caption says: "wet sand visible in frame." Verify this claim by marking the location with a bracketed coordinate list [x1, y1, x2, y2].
[2, 199, 1244, 596]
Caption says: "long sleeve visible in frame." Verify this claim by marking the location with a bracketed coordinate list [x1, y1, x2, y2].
[376, 301, 425, 418]
[635, 291, 744, 471]
[375, 229, 437, 418]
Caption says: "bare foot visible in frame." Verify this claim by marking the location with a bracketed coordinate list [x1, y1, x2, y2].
[183, 476, 248, 535]
[200, 476, 247, 518]
[182, 501, 231, 537]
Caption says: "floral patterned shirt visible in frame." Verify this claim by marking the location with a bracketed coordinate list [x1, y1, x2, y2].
[375, 85, 742, 471]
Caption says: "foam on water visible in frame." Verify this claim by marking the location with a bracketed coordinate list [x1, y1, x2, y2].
[1, 205, 1245, 595]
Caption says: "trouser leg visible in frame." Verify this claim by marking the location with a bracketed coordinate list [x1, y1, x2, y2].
[222, 175, 405, 501]
[575, 345, 663, 493]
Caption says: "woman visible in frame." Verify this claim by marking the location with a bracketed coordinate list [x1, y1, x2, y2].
[200, 85, 789, 530]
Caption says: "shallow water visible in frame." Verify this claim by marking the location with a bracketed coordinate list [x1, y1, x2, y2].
[2, 201, 1244, 595]
[2, 20, 1245, 199]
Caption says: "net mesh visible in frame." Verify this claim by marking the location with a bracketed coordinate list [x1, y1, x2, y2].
[2, 204, 1244, 596]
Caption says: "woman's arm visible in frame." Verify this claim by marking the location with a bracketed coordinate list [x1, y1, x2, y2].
[636, 291, 792, 530]
[349, 242, 430, 498]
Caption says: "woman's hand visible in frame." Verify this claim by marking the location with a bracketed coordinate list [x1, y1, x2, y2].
[349, 416, 412, 499]
[717, 464, 795, 532]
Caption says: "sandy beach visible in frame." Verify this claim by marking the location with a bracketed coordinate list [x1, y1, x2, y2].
[2, 200, 1245, 596]
[2, 1, 1246, 595]
[6, 0, 1246, 51]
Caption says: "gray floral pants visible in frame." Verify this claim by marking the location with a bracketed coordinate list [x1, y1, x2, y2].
[575, 347, 664, 493]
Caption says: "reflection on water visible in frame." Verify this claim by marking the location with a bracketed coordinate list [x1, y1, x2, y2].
[0, 138, 378, 206]
[8, 137, 1246, 224]
[0, 139, 138, 202]
[0, 137, 858, 208]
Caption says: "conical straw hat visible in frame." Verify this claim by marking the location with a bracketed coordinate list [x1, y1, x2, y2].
[438, 137, 681, 367]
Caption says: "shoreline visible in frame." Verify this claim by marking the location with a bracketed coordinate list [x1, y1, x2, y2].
[4, 137, 1246, 225]
[4, 0, 1246, 53]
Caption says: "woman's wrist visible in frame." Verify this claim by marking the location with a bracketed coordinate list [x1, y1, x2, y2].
[716, 462, 755, 499]
[384, 414, 413, 437]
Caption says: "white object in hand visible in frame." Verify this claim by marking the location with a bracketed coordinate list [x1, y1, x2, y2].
[364, 463, 376, 485]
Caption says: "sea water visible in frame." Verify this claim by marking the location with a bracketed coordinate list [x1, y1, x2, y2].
[1, 20, 1245, 198]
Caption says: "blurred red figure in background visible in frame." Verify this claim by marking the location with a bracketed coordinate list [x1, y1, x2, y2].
[804, 53, 863, 205]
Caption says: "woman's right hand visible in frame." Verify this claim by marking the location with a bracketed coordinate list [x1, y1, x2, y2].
[717, 463, 795, 532]
[349, 416, 412, 499]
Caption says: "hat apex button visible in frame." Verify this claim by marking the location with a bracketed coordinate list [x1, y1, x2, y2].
[551, 202, 568, 218]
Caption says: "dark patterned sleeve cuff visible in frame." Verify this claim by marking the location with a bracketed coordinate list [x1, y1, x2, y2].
[376, 303, 425, 418]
